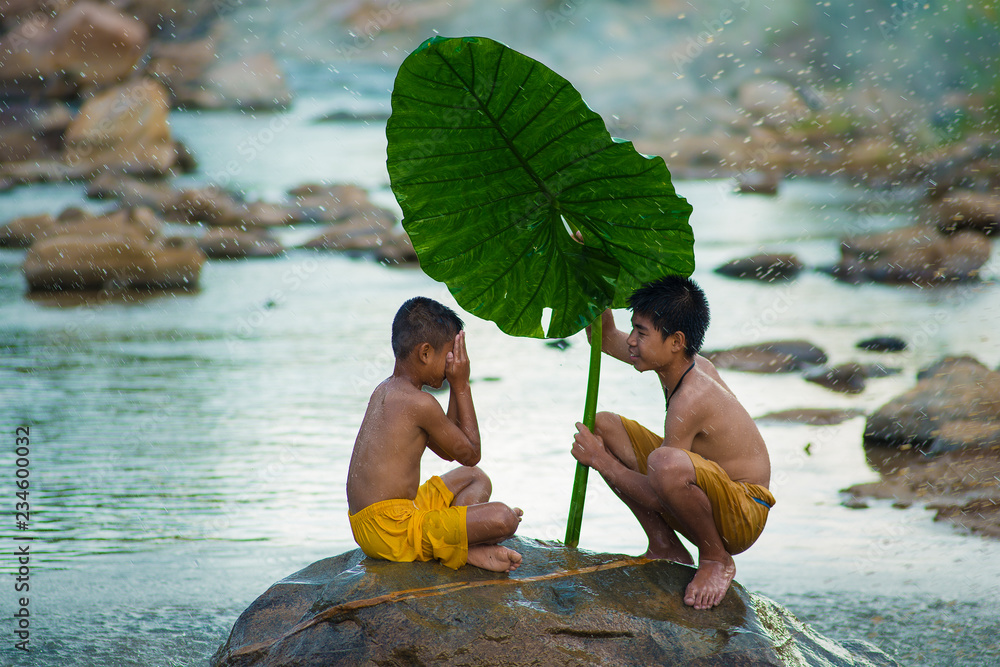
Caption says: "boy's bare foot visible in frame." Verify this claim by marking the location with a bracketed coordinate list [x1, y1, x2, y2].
[468, 545, 522, 573]
[683, 555, 736, 609]
[643, 542, 694, 565]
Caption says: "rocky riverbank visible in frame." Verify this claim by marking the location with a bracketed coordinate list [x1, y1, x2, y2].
[703, 340, 1000, 538]
[844, 446, 1000, 539]
[841, 356, 1000, 538]
[3, 2, 998, 295]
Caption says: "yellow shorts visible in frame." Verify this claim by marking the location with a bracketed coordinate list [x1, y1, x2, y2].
[620, 415, 775, 554]
[348, 476, 468, 569]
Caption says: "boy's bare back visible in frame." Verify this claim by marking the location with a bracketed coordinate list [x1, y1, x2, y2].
[663, 356, 771, 488]
[347, 378, 439, 514]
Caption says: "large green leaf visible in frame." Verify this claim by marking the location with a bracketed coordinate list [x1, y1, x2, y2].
[387, 36, 694, 338]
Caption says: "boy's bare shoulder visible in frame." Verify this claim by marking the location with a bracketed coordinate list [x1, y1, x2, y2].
[375, 376, 445, 419]
[670, 360, 744, 423]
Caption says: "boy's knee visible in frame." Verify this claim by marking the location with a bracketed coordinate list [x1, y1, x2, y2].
[497, 504, 520, 536]
[469, 466, 492, 493]
[647, 448, 694, 491]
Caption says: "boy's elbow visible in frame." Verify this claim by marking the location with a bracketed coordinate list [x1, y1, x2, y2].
[458, 442, 481, 467]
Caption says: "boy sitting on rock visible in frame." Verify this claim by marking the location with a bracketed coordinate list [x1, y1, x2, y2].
[571, 276, 774, 608]
[348, 297, 523, 573]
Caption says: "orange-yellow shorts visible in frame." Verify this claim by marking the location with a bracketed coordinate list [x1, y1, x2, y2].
[348, 475, 468, 570]
[620, 415, 775, 555]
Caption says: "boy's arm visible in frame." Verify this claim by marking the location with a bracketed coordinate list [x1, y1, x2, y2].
[571, 422, 664, 512]
[422, 332, 481, 465]
[571, 399, 706, 511]
[586, 309, 631, 364]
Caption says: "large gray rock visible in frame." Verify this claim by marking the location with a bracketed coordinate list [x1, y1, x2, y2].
[212, 537, 898, 667]
[865, 356, 1000, 452]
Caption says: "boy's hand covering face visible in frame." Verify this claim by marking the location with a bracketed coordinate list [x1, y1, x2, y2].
[445, 331, 471, 387]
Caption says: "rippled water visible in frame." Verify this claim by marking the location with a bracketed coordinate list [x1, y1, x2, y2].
[2, 65, 1000, 666]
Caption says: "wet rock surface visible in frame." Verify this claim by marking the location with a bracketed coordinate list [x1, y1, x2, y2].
[755, 408, 866, 425]
[197, 53, 293, 111]
[864, 356, 1000, 452]
[704, 340, 828, 373]
[847, 355, 1000, 538]
[211, 537, 899, 667]
[2, 177, 416, 288]
[715, 252, 803, 281]
[803, 363, 868, 394]
[830, 225, 991, 285]
[1, 78, 183, 184]
[845, 446, 1000, 540]
[23, 232, 204, 291]
[198, 228, 285, 258]
[0, 1, 148, 93]
[856, 336, 907, 353]
[936, 190, 1000, 235]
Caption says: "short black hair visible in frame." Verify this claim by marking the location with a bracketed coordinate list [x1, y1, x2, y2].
[628, 275, 710, 357]
[391, 297, 464, 360]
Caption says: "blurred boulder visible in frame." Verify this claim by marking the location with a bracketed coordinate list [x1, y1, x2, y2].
[756, 408, 865, 425]
[23, 233, 204, 291]
[86, 173, 178, 210]
[164, 187, 302, 227]
[936, 190, 1000, 235]
[704, 340, 827, 373]
[239, 201, 302, 227]
[51, 206, 162, 242]
[195, 53, 292, 111]
[163, 186, 245, 225]
[145, 37, 217, 107]
[715, 253, 802, 281]
[915, 355, 985, 381]
[114, 0, 222, 38]
[0, 206, 161, 247]
[0, 2, 148, 93]
[0, 103, 71, 162]
[840, 138, 913, 181]
[63, 78, 179, 177]
[735, 170, 780, 195]
[803, 363, 866, 394]
[198, 228, 285, 258]
[865, 356, 1000, 452]
[737, 80, 810, 127]
[289, 182, 381, 223]
[302, 208, 398, 251]
[855, 363, 902, 379]
[0, 213, 59, 247]
[211, 537, 899, 667]
[856, 336, 907, 353]
[374, 230, 418, 265]
[831, 225, 991, 284]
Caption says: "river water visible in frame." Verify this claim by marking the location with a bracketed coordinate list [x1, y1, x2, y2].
[2, 62, 1000, 666]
